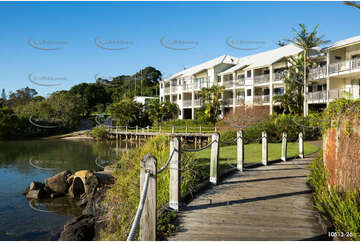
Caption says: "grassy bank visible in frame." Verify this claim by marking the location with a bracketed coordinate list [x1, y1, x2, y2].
[308, 153, 360, 241]
[194, 141, 319, 174]
[99, 136, 207, 240]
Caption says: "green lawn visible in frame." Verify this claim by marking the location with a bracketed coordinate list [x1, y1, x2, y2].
[193, 142, 320, 174]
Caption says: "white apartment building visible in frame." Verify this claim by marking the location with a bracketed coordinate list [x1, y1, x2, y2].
[159, 36, 360, 119]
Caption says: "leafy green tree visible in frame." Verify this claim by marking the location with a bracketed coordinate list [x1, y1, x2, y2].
[274, 53, 308, 114]
[146, 99, 179, 124]
[108, 99, 146, 127]
[7, 87, 37, 107]
[0, 107, 19, 138]
[69, 83, 111, 116]
[283, 24, 330, 116]
[197, 85, 224, 124]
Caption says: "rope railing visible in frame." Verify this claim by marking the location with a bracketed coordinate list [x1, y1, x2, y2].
[127, 171, 151, 241]
[125, 131, 304, 241]
[157, 149, 176, 174]
[182, 139, 216, 153]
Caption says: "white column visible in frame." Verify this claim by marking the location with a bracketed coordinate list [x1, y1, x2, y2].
[191, 75, 195, 119]
[269, 65, 273, 114]
[233, 72, 236, 113]
[326, 51, 330, 106]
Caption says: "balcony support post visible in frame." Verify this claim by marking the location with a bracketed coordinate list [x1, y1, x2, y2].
[326, 51, 330, 106]
[269, 65, 273, 115]
[233, 72, 236, 113]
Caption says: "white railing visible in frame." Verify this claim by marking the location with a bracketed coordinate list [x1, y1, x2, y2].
[236, 78, 245, 87]
[329, 58, 360, 74]
[273, 71, 287, 82]
[328, 87, 360, 100]
[254, 74, 270, 85]
[194, 99, 203, 107]
[223, 80, 234, 88]
[183, 100, 192, 107]
[164, 87, 170, 94]
[254, 95, 270, 104]
[308, 66, 327, 80]
[307, 91, 327, 103]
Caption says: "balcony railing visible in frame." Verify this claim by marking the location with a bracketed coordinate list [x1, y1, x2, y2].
[183, 100, 192, 107]
[194, 99, 203, 107]
[164, 87, 170, 94]
[254, 95, 270, 104]
[307, 87, 360, 103]
[254, 74, 270, 85]
[329, 58, 360, 74]
[235, 78, 245, 87]
[223, 80, 234, 88]
[308, 66, 327, 81]
[273, 71, 288, 82]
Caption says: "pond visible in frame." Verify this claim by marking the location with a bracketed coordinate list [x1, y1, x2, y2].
[0, 139, 133, 240]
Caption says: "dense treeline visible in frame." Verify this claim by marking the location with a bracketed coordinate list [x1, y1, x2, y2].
[0, 67, 178, 139]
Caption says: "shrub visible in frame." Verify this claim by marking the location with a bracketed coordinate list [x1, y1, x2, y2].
[90, 126, 108, 141]
[219, 130, 237, 145]
[309, 153, 360, 241]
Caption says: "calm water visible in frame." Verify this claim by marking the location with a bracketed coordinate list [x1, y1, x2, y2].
[0, 139, 132, 240]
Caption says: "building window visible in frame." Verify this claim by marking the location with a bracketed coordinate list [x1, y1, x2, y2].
[161, 97, 163, 102]
[263, 89, 270, 95]
[178, 79, 181, 85]
[317, 85, 322, 91]
[179, 94, 181, 100]
[247, 89, 252, 96]
[160, 83, 163, 88]
[247, 70, 252, 78]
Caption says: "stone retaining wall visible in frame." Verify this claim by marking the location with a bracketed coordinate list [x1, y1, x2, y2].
[323, 113, 360, 192]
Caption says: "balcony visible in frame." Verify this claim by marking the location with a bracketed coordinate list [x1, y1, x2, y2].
[164, 87, 171, 94]
[223, 80, 234, 88]
[223, 98, 233, 106]
[328, 87, 360, 100]
[309, 66, 327, 81]
[307, 87, 360, 103]
[273, 71, 287, 82]
[194, 99, 203, 107]
[183, 99, 192, 107]
[254, 74, 270, 85]
[235, 77, 245, 87]
[329, 58, 360, 75]
[254, 95, 270, 104]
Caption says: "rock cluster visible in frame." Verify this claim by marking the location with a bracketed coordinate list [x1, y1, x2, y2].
[23, 167, 115, 241]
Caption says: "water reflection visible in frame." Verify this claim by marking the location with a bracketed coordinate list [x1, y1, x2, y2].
[0, 139, 135, 240]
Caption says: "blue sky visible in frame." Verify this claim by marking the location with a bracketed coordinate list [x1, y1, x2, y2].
[0, 1, 359, 97]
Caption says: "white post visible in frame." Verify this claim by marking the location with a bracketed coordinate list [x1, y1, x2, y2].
[136, 126, 138, 133]
[139, 155, 157, 241]
[169, 138, 181, 211]
[210, 133, 220, 185]
[262, 131, 268, 166]
[281, 132, 287, 162]
[237, 130, 244, 171]
[172, 126, 175, 134]
[185, 126, 188, 134]
[299, 132, 304, 158]
[126, 126, 128, 133]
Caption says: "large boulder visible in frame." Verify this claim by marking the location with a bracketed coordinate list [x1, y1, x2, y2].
[26, 189, 49, 199]
[68, 177, 85, 198]
[94, 171, 114, 185]
[59, 215, 95, 241]
[45, 170, 72, 194]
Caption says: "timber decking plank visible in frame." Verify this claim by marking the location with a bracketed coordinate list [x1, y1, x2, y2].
[167, 155, 325, 241]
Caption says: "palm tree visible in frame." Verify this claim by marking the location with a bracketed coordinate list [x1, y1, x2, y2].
[284, 24, 330, 117]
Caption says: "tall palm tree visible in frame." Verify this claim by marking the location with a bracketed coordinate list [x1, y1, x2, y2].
[284, 24, 330, 117]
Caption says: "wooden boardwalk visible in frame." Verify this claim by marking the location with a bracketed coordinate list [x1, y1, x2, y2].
[168, 155, 326, 241]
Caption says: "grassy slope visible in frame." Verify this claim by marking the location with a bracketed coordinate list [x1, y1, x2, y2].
[194, 142, 320, 174]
